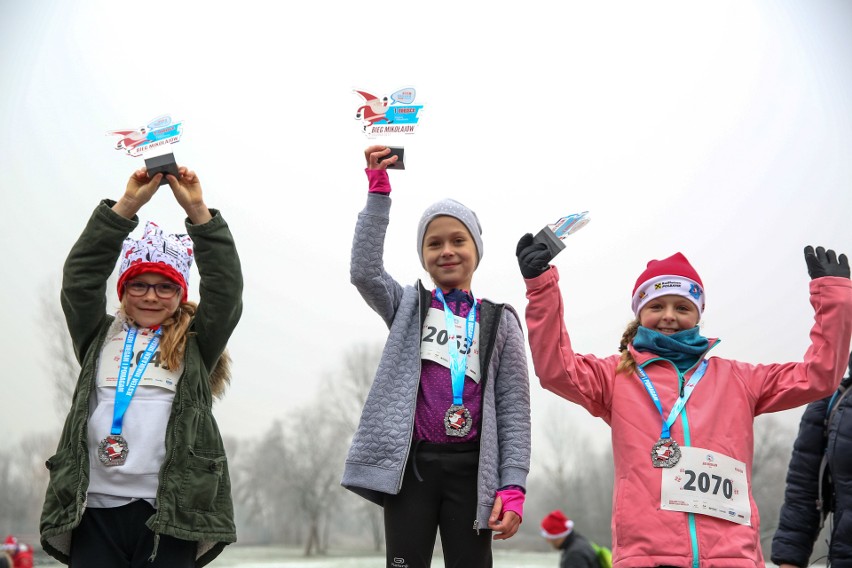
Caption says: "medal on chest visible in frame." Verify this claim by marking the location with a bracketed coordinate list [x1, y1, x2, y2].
[637, 360, 708, 469]
[651, 437, 681, 468]
[98, 435, 129, 466]
[444, 404, 473, 437]
[101, 327, 161, 467]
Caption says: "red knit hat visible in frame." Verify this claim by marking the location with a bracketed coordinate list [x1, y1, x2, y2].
[116, 221, 193, 302]
[540, 510, 574, 539]
[631, 252, 705, 317]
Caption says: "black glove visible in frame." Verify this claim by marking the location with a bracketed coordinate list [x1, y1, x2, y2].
[516, 233, 553, 279]
[804, 245, 850, 279]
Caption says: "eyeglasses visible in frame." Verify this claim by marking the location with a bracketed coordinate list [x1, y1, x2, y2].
[124, 281, 182, 299]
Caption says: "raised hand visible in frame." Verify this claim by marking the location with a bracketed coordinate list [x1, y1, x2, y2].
[166, 166, 211, 224]
[112, 168, 163, 219]
[364, 145, 397, 170]
[516, 233, 553, 279]
[804, 246, 850, 280]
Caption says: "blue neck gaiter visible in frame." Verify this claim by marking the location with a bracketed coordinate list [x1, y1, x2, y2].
[633, 326, 709, 373]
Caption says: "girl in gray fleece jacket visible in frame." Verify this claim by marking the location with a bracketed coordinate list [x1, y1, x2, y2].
[342, 146, 531, 568]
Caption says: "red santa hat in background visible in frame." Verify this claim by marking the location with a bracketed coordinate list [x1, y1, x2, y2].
[540, 510, 575, 539]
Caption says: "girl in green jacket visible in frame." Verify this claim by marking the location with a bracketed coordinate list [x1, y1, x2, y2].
[40, 166, 243, 567]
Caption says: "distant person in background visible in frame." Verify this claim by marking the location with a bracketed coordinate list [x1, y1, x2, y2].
[515, 237, 852, 567]
[1, 535, 33, 568]
[342, 146, 531, 568]
[540, 510, 602, 568]
[772, 350, 852, 568]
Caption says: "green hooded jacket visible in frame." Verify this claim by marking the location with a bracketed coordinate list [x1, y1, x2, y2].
[40, 200, 243, 566]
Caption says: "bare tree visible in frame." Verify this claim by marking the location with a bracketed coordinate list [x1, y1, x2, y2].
[230, 421, 300, 544]
[39, 281, 80, 411]
[0, 432, 56, 541]
[323, 342, 385, 551]
[282, 406, 348, 556]
[326, 342, 384, 432]
[0, 283, 84, 541]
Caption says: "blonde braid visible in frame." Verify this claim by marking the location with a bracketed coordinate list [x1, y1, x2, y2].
[616, 318, 641, 376]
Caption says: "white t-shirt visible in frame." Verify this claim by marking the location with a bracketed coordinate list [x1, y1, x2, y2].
[87, 327, 183, 508]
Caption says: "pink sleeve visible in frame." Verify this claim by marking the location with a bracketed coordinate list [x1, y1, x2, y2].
[751, 276, 852, 414]
[496, 488, 525, 521]
[365, 168, 391, 194]
[524, 266, 619, 422]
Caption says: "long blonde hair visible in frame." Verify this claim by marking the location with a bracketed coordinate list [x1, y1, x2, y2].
[616, 318, 641, 376]
[120, 299, 196, 370]
[158, 301, 197, 371]
[120, 300, 232, 399]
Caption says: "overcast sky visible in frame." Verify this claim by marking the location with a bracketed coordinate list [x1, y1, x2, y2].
[2, 1, 851, 451]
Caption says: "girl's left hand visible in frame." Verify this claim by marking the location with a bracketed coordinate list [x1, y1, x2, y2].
[488, 496, 521, 540]
[364, 145, 396, 170]
[113, 168, 163, 218]
[166, 166, 212, 224]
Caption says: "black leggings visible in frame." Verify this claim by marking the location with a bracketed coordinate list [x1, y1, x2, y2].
[383, 442, 492, 568]
[70, 500, 195, 568]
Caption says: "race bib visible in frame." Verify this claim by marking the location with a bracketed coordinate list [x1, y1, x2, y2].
[98, 330, 183, 392]
[420, 307, 481, 383]
[661, 446, 751, 526]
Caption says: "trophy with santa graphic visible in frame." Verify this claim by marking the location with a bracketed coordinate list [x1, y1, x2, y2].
[353, 87, 424, 170]
[107, 115, 182, 185]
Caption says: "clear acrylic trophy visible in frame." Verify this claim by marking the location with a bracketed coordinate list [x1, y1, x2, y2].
[354, 87, 423, 170]
[108, 115, 182, 185]
[533, 211, 590, 257]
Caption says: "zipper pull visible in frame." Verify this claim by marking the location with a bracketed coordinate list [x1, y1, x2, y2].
[472, 519, 479, 533]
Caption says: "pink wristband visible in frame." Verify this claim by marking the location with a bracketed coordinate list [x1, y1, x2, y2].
[496, 488, 525, 522]
[366, 168, 391, 194]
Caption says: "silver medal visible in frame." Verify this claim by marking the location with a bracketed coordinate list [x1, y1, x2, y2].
[98, 435, 129, 466]
[444, 404, 472, 437]
[651, 437, 681, 468]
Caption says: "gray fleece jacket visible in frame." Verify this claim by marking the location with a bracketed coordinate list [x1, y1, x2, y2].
[341, 193, 531, 530]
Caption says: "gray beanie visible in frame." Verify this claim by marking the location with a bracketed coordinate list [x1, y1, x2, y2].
[417, 198, 484, 268]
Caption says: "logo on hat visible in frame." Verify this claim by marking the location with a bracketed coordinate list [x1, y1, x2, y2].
[689, 284, 702, 300]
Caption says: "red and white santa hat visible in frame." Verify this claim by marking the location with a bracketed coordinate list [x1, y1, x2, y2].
[631, 252, 705, 317]
[540, 510, 574, 539]
[116, 221, 194, 302]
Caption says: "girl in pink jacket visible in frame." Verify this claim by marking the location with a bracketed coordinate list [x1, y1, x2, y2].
[515, 240, 852, 568]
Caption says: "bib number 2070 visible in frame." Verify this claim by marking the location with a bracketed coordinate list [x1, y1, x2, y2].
[682, 469, 734, 499]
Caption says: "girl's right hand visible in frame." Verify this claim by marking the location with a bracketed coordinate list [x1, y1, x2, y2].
[112, 168, 163, 218]
[364, 145, 397, 170]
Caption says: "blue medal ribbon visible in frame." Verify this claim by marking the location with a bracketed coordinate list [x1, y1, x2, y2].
[111, 327, 161, 436]
[434, 289, 477, 406]
[636, 360, 708, 439]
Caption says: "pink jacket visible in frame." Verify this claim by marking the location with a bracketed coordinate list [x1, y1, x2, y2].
[525, 267, 852, 568]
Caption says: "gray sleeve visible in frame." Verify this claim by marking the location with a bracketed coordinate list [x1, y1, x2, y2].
[350, 193, 405, 328]
[494, 305, 532, 488]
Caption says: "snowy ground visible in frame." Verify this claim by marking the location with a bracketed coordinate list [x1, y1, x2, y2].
[212, 546, 556, 567]
[36, 545, 822, 567]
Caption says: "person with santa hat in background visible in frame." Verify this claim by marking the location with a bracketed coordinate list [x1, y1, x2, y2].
[540, 511, 601, 568]
[1, 536, 33, 568]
